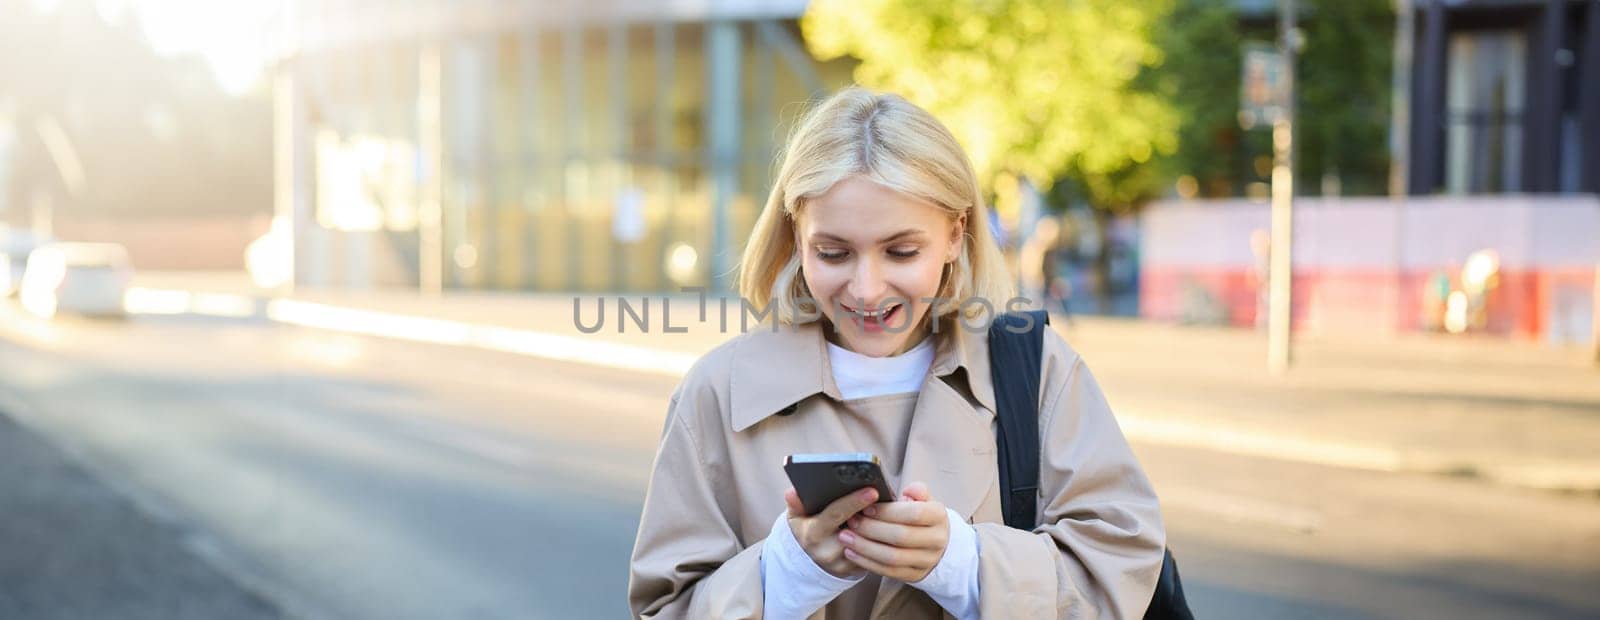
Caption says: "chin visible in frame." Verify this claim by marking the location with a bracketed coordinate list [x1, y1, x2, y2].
[837, 326, 918, 358]
[849, 338, 902, 358]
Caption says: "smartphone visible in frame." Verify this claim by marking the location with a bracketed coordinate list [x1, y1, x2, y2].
[783, 452, 896, 517]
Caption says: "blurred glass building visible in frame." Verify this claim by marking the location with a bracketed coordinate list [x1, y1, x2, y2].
[268, 1, 851, 293]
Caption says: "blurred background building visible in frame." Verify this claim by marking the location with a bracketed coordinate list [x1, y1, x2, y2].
[0, 0, 1595, 344]
[267, 0, 849, 293]
[1138, 0, 1599, 345]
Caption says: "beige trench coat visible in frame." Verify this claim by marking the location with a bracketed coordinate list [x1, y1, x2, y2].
[627, 318, 1166, 619]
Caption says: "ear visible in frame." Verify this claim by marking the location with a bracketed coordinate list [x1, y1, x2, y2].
[948, 213, 968, 261]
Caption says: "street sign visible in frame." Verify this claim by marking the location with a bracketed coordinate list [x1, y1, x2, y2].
[1240, 43, 1288, 129]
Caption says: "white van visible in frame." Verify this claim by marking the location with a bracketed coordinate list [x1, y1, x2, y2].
[19, 242, 134, 318]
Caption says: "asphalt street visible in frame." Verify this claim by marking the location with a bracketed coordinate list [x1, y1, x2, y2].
[0, 302, 1595, 619]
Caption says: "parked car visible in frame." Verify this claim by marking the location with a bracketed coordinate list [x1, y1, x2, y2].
[19, 242, 134, 318]
[0, 228, 52, 297]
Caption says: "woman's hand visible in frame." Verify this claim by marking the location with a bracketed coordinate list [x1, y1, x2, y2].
[837, 481, 949, 583]
[784, 486, 879, 579]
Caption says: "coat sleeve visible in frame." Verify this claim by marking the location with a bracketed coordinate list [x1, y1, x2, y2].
[973, 334, 1167, 619]
[627, 387, 766, 619]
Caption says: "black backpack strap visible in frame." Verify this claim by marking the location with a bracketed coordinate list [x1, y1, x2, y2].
[986, 311, 1194, 618]
[986, 310, 1049, 531]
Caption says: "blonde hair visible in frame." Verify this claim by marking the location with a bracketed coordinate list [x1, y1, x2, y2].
[738, 87, 1013, 326]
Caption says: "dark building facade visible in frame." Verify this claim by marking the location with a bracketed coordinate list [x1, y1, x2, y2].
[1407, 0, 1600, 195]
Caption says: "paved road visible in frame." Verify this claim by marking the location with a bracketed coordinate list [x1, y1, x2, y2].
[0, 411, 280, 620]
[0, 302, 1595, 619]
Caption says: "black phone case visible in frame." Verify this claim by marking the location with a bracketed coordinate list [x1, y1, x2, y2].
[783, 458, 895, 516]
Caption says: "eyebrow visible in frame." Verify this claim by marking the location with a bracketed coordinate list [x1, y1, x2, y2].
[809, 229, 927, 245]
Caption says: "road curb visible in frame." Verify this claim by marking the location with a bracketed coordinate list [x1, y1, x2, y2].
[127, 286, 1600, 495]
[1116, 413, 1600, 494]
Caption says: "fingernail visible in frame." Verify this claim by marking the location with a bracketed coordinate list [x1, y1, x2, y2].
[863, 506, 877, 517]
[839, 530, 855, 545]
[860, 488, 876, 501]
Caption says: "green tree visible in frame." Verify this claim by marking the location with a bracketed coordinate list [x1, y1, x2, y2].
[1297, 0, 1393, 195]
[1139, 0, 1394, 199]
[1144, 0, 1245, 199]
[802, 0, 1179, 210]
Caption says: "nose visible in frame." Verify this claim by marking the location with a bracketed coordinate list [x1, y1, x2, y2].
[846, 256, 887, 308]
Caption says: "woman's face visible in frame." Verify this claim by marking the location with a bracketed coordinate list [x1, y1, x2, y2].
[797, 176, 964, 357]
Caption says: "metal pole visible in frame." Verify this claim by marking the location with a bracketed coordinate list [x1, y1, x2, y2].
[418, 41, 444, 297]
[273, 63, 300, 293]
[1389, 0, 1413, 197]
[609, 22, 628, 293]
[561, 24, 582, 291]
[477, 35, 498, 290]
[655, 22, 676, 291]
[519, 26, 541, 290]
[1388, 0, 1413, 333]
[1268, 0, 1297, 373]
[706, 21, 742, 292]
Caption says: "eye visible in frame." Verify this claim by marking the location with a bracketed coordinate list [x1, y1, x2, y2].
[887, 247, 921, 260]
[816, 248, 850, 262]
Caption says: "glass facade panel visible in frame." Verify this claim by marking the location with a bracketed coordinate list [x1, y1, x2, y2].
[294, 12, 847, 293]
[1445, 30, 1526, 194]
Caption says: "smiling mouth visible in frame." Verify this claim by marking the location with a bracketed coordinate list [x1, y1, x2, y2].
[842, 302, 903, 326]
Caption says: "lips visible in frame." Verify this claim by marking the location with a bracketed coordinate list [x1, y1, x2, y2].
[841, 302, 903, 332]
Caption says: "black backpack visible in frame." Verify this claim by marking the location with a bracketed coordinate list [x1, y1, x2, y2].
[987, 311, 1193, 620]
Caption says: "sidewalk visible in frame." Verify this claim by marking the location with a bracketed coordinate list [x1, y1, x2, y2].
[0, 405, 280, 620]
[131, 271, 1600, 494]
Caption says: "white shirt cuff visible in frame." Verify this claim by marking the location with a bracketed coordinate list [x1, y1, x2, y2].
[761, 511, 863, 619]
[908, 507, 981, 620]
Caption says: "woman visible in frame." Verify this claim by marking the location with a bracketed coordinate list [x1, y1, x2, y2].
[628, 88, 1165, 619]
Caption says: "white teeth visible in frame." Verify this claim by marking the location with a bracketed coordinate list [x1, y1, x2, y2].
[856, 304, 898, 319]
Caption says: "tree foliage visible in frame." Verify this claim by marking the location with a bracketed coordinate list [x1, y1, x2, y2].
[804, 0, 1397, 208]
[1296, 0, 1393, 195]
[1143, 0, 1245, 199]
[802, 0, 1178, 209]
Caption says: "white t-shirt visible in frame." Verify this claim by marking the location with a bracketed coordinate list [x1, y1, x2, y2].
[826, 336, 935, 400]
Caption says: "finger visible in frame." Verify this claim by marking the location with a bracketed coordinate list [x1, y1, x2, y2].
[784, 487, 806, 517]
[864, 500, 945, 526]
[848, 515, 941, 550]
[841, 547, 904, 581]
[818, 487, 879, 528]
[901, 481, 931, 502]
[839, 528, 933, 571]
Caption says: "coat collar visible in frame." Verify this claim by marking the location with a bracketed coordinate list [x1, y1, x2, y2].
[729, 317, 997, 432]
[729, 318, 1004, 615]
